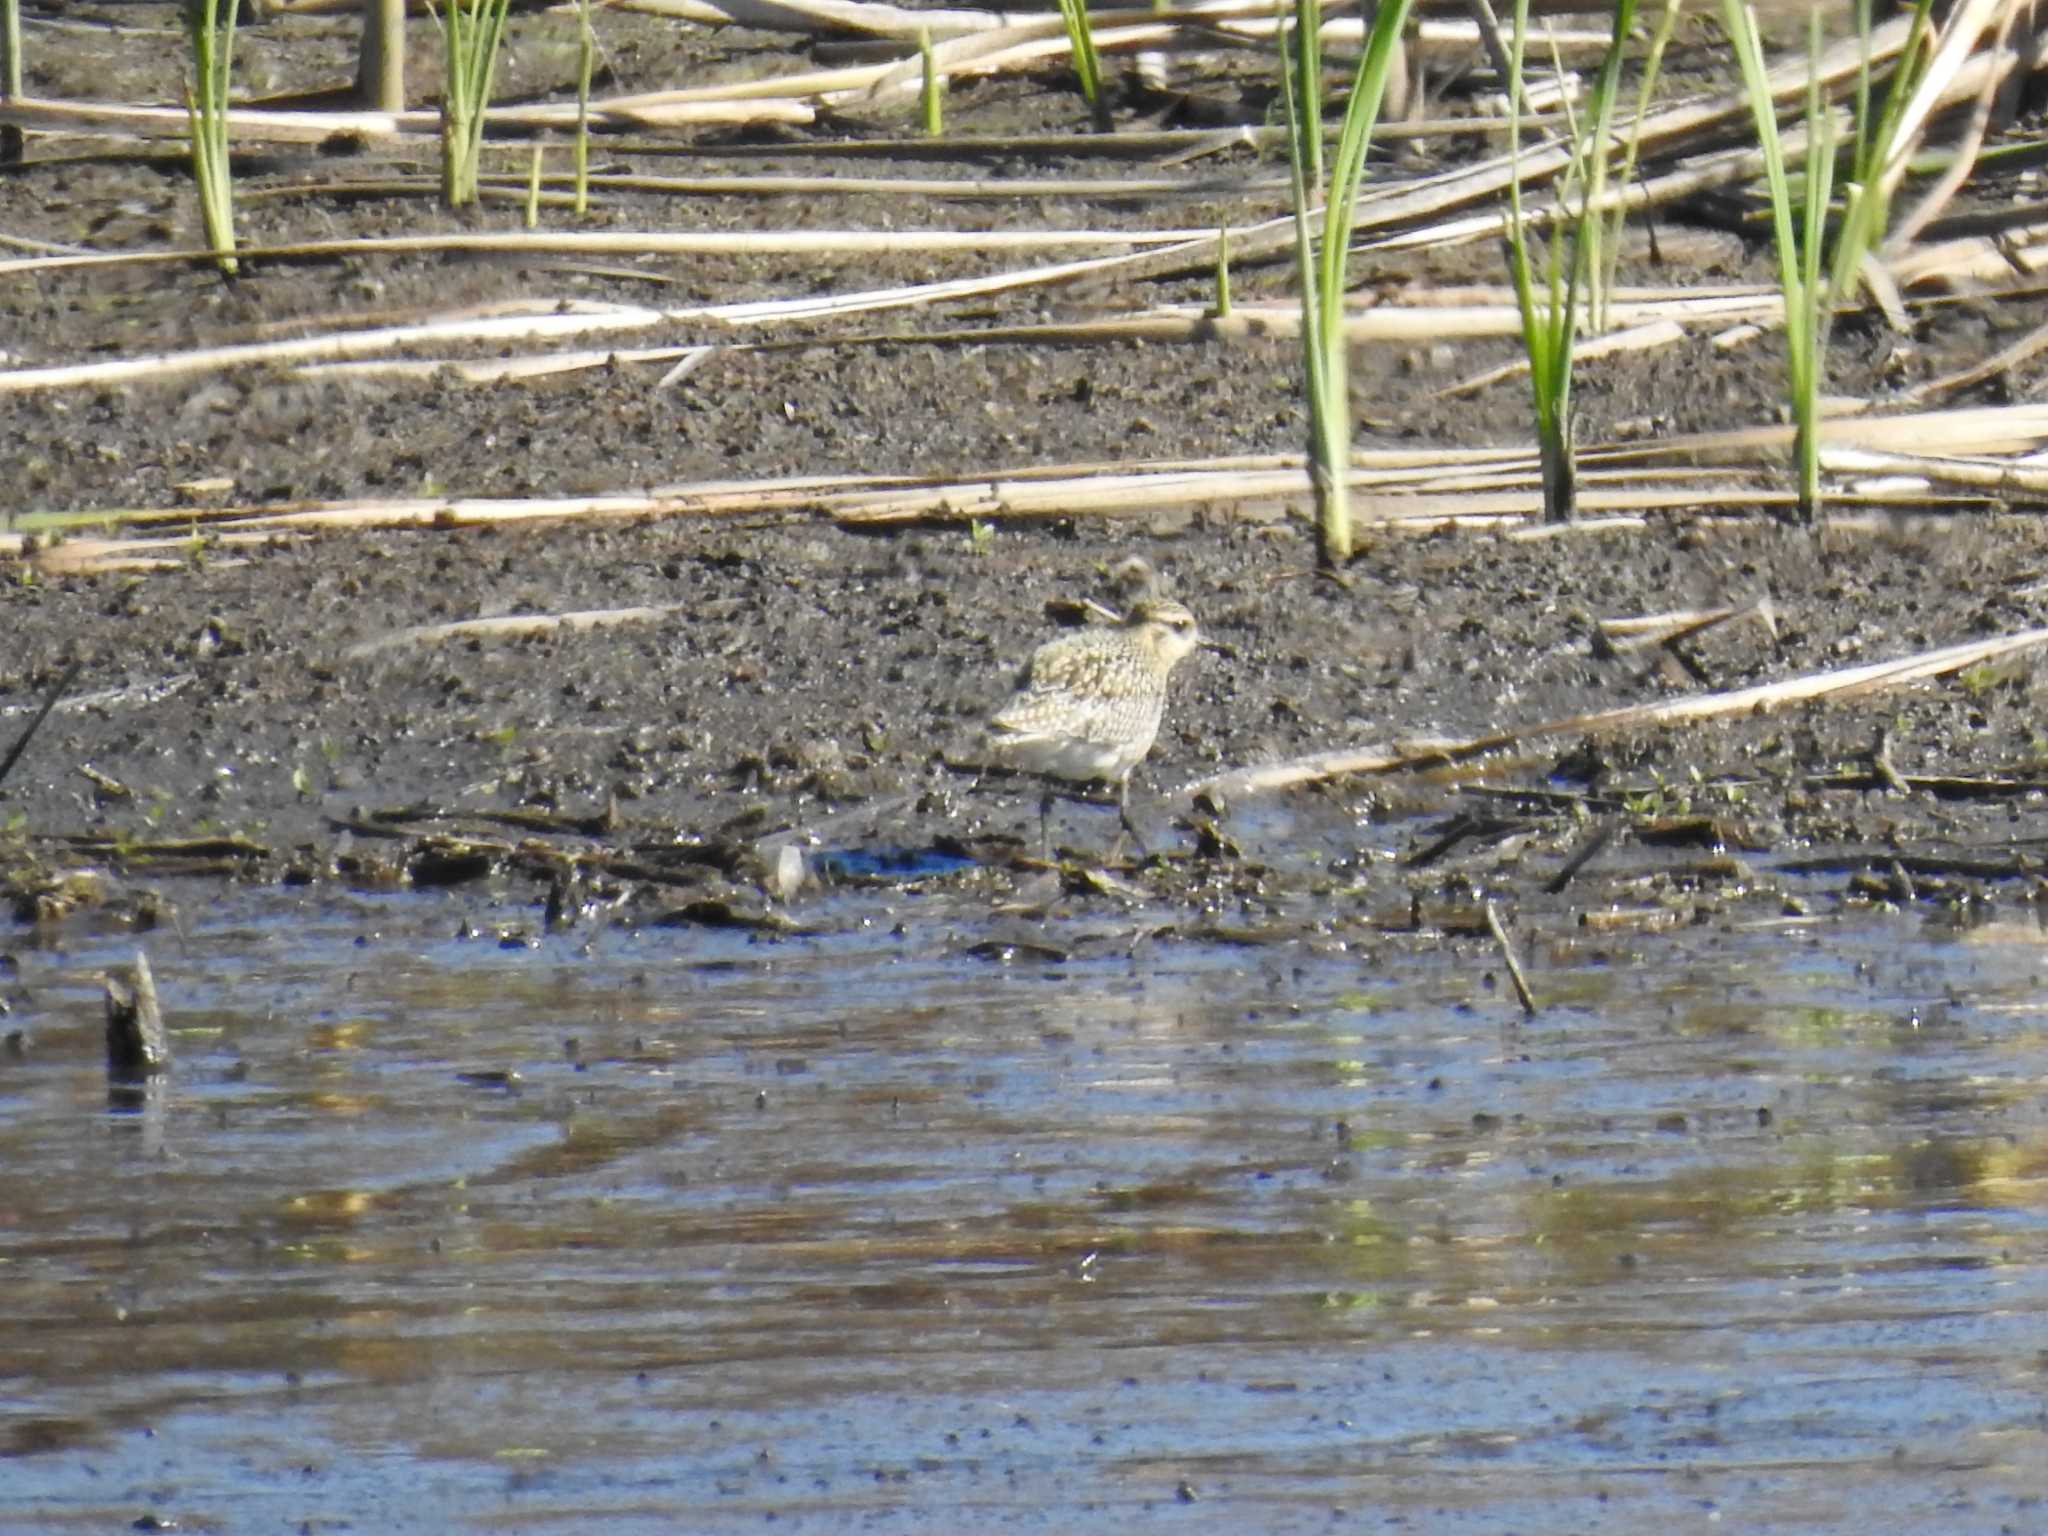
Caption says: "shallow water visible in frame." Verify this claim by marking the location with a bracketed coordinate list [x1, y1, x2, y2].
[4, 870, 2047, 1533]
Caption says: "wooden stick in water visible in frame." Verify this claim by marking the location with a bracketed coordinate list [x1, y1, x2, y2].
[1484, 900, 1538, 1018]
[105, 950, 168, 1081]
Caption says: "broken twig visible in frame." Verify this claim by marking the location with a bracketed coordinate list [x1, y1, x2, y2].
[1484, 900, 1538, 1018]
[1187, 624, 2048, 800]
[0, 657, 82, 792]
[1545, 818, 1617, 895]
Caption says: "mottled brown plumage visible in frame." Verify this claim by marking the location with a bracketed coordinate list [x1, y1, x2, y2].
[987, 598, 1201, 852]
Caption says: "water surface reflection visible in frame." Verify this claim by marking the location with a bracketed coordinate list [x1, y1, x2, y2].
[3, 885, 2045, 1531]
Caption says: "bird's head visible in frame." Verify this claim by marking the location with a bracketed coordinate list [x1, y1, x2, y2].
[1127, 598, 1202, 669]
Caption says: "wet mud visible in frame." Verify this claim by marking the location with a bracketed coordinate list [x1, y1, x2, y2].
[7, 511, 2048, 934]
[4, 9, 2048, 929]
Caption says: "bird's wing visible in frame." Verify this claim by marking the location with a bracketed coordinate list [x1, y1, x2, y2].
[991, 689, 1123, 747]
[1022, 634, 1107, 693]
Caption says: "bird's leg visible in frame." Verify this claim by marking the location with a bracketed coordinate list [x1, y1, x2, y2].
[1038, 786, 1056, 861]
[1117, 776, 1149, 859]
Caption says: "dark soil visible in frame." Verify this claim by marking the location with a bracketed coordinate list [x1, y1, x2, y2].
[8, 509, 2048, 932]
[8, 5, 2048, 930]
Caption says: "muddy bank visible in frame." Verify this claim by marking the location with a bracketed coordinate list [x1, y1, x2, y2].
[5, 510, 2048, 937]
[7, 1, 2048, 937]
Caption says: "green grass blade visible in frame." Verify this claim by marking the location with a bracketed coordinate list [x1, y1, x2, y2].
[1504, 0, 1577, 519]
[431, 0, 515, 207]
[1574, 0, 1638, 333]
[1318, 0, 1413, 337]
[1277, 20, 1327, 417]
[185, 0, 240, 274]
[1055, 0, 1104, 122]
[1721, 1, 1800, 312]
[1296, 0, 1323, 185]
[1276, 0, 1413, 565]
[1279, 11, 1336, 561]
[1723, 0, 1828, 520]
[919, 28, 943, 136]
[1600, 0, 1683, 318]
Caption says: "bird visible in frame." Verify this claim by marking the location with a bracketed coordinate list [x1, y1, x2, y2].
[986, 596, 1202, 856]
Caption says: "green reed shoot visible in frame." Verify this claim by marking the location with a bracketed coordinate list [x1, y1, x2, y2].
[1593, 0, 1684, 332]
[1722, 0, 1933, 521]
[1831, 0, 1933, 299]
[1293, 0, 1323, 185]
[574, 0, 594, 215]
[1213, 225, 1231, 319]
[184, 0, 241, 276]
[1503, 0, 1635, 523]
[919, 28, 943, 136]
[1055, 0, 1109, 130]
[1721, 1, 1829, 520]
[427, 0, 513, 208]
[358, 0, 406, 111]
[1278, 0, 1412, 567]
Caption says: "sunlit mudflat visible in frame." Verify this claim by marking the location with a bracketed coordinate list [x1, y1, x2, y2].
[4, 870, 2047, 1533]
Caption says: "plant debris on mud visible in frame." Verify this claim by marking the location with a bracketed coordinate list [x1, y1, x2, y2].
[8, 1, 2048, 946]
[7, 513, 2048, 946]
